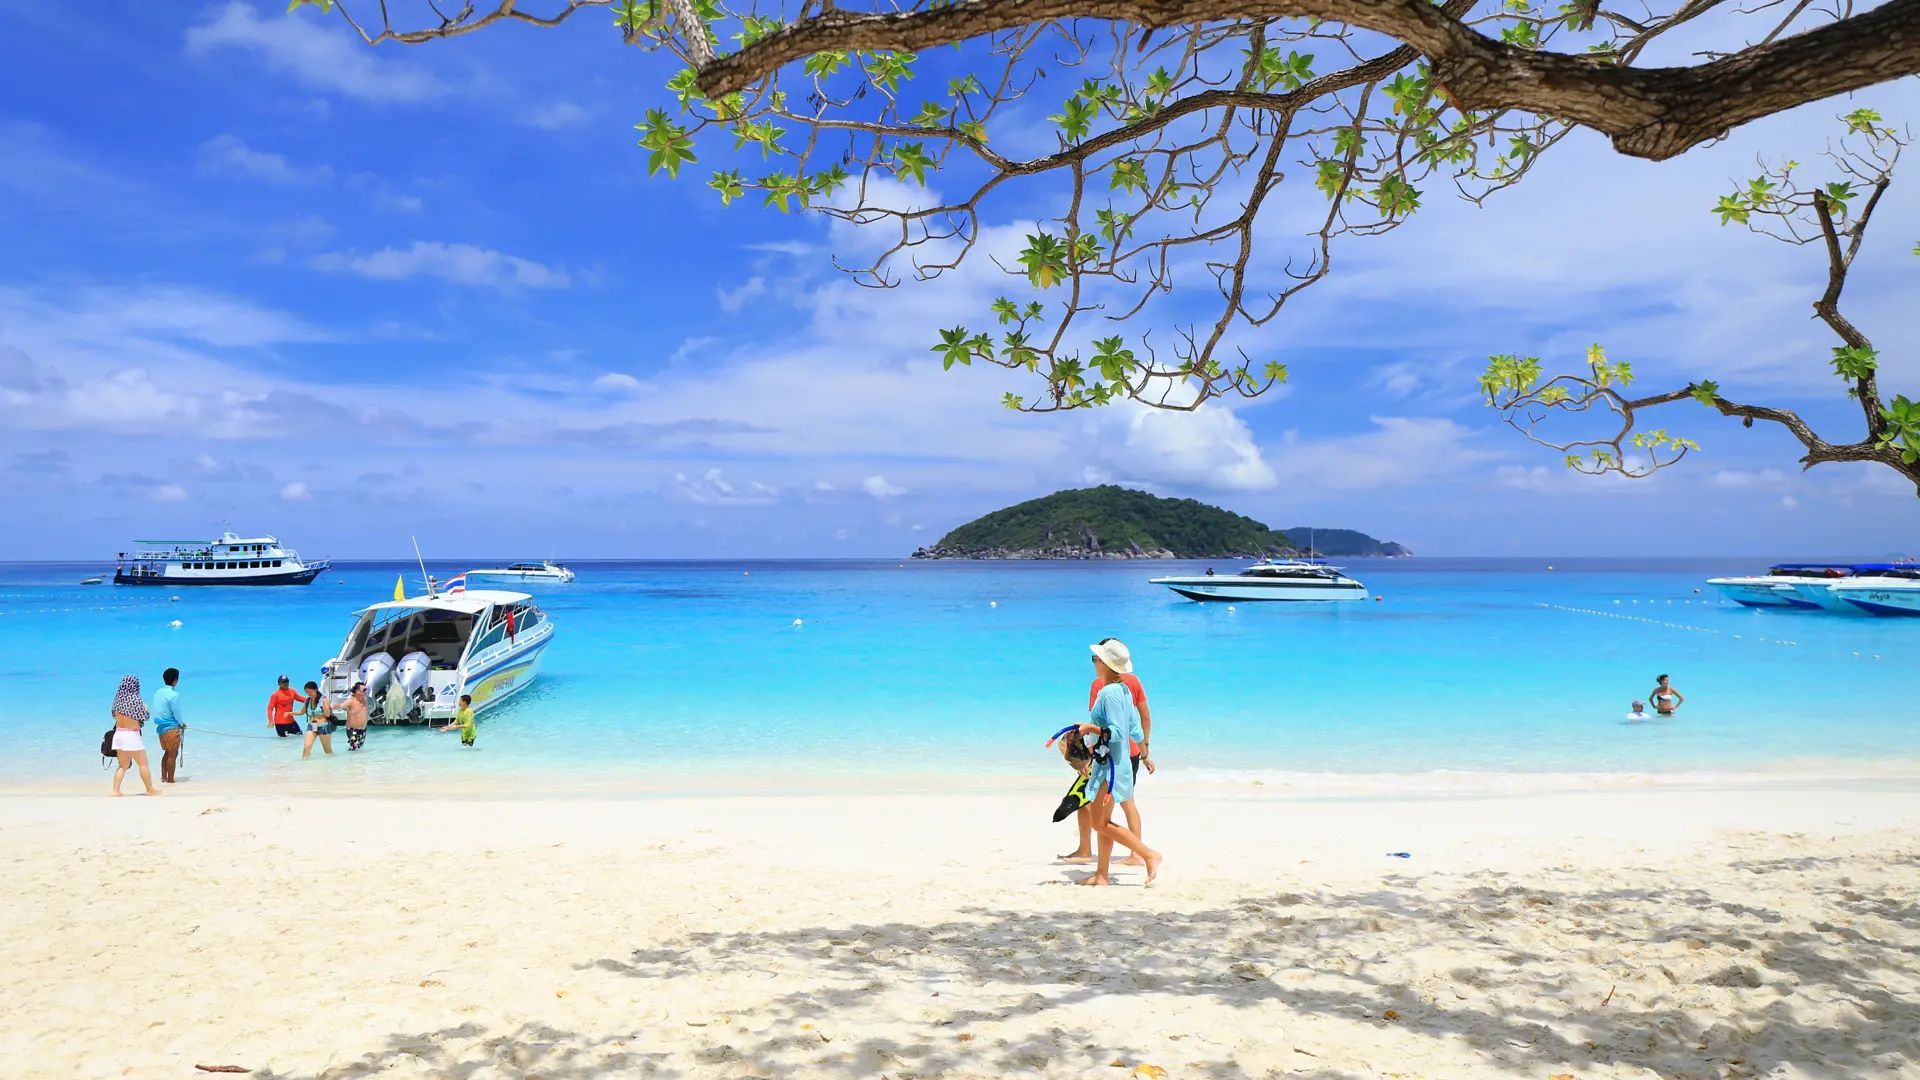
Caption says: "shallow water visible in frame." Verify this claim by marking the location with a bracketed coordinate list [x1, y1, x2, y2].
[3, 558, 1915, 791]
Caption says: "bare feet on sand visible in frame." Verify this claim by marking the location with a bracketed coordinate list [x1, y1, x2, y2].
[1143, 851, 1162, 885]
[1119, 854, 1146, 867]
[1074, 872, 1112, 886]
[1058, 853, 1094, 864]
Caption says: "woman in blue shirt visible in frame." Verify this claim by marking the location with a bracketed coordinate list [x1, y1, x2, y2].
[1072, 641, 1162, 886]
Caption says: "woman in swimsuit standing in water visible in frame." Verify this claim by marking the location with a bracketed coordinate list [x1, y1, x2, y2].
[1649, 673, 1685, 716]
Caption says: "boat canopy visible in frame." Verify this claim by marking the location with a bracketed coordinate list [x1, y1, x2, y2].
[351, 589, 532, 616]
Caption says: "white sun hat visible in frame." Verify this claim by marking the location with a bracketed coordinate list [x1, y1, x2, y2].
[1090, 638, 1133, 674]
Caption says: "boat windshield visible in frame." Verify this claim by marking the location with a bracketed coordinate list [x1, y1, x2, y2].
[1244, 563, 1337, 577]
[1767, 564, 1855, 577]
[506, 563, 545, 571]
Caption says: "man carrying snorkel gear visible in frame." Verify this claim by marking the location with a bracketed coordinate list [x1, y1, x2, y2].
[1073, 639, 1162, 886]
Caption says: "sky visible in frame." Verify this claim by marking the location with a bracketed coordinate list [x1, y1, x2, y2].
[1, 1, 1918, 560]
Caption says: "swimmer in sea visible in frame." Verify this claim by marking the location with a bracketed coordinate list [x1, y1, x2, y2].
[1628, 700, 1649, 722]
[1649, 674, 1684, 716]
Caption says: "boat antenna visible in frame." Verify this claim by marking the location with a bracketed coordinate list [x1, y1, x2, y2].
[411, 535, 435, 597]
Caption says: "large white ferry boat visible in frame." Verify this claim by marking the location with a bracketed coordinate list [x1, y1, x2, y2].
[319, 585, 555, 724]
[1150, 558, 1368, 602]
[466, 561, 576, 585]
[114, 531, 329, 586]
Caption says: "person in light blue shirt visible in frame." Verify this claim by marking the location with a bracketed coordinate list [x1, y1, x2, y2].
[150, 667, 186, 784]
[1072, 640, 1161, 887]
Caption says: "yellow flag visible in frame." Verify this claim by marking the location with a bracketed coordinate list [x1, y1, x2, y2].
[393, 574, 406, 601]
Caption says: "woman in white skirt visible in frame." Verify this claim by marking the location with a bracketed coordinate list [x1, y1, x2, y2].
[111, 675, 161, 797]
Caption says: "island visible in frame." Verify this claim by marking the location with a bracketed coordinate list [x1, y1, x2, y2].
[910, 486, 1411, 560]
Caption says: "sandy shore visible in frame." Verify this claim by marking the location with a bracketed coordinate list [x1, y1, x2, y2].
[4, 783, 1918, 1079]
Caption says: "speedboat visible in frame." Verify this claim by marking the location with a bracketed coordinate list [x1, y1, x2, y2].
[466, 561, 576, 585]
[1828, 564, 1920, 616]
[319, 586, 556, 724]
[113, 530, 329, 586]
[80, 577, 103, 585]
[1706, 563, 1866, 609]
[1150, 559, 1367, 602]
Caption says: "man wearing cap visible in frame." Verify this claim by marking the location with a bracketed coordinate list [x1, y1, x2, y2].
[1063, 637, 1154, 866]
[267, 675, 303, 738]
[1072, 638, 1162, 885]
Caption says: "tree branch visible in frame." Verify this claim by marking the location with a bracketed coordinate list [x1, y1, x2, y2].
[695, 0, 1920, 161]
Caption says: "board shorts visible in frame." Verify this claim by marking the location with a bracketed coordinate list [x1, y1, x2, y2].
[308, 720, 335, 735]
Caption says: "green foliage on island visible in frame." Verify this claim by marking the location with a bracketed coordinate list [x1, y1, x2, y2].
[1280, 528, 1411, 558]
[914, 486, 1407, 559]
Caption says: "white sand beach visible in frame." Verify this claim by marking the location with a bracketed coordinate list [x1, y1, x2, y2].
[5, 781, 1919, 1080]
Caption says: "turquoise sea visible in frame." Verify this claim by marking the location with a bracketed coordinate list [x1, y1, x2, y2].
[2, 558, 1915, 793]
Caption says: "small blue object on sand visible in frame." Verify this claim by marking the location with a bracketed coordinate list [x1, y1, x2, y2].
[1387, 852, 1412, 858]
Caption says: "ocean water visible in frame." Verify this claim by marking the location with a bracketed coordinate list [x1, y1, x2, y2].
[2, 558, 1915, 793]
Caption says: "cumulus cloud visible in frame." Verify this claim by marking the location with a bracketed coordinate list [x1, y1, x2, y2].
[281, 481, 311, 501]
[154, 484, 188, 503]
[1081, 404, 1277, 491]
[197, 135, 331, 185]
[593, 372, 642, 391]
[673, 468, 778, 505]
[1269, 417, 1498, 491]
[862, 475, 907, 499]
[186, 3, 443, 102]
[717, 276, 768, 314]
[309, 241, 570, 289]
[526, 102, 589, 130]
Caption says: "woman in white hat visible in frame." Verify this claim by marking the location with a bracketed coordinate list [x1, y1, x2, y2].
[1072, 640, 1161, 885]
[110, 674, 162, 797]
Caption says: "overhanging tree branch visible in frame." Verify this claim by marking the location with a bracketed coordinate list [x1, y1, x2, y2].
[695, 0, 1920, 160]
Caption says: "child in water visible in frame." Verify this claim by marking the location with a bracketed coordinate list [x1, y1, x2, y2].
[438, 694, 477, 747]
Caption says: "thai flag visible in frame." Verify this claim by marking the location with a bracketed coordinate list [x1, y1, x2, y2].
[443, 574, 467, 594]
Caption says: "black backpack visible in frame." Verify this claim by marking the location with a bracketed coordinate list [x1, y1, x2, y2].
[100, 728, 117, 766]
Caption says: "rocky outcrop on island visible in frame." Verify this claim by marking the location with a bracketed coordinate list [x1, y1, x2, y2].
[912, 486, 1410, 560]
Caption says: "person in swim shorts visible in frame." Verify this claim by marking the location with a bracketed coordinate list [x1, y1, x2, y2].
[1071, 640, 1161, 886]
[267, 675, 303, 738]
[340, 683, 370, 751]
[1649, 674, 1684, 716]
[1062, 637, 1154, 867]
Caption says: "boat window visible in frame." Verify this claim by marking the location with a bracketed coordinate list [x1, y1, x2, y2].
[274, 560, 282, 567]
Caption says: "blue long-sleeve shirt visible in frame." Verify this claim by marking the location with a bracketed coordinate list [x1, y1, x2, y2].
[1089, 681, 1143, 802]
[150, 686, 184, 734]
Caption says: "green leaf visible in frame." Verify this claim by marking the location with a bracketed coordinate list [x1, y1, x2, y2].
[1480, 353, 1543, 398]
[1019, 233, 1071, 289]
[956, 119, 988, 144]
[1262, 361, 1288, 383]
[864, 51, 917, 94]
[1374, 173, 1422, 216]
[889, 142, 934, 185]
[635, 109, 697, 178]
[932, 327, 976, 370]
[666, 68, 704, 110]
[804, 51, 850, 78]
[1689, 380, 1721, 405]
[287, 0, 334, 11]
[707, 170, 744, 206]
[1843, 107, 1884, 135]
[1108, 158, 1149, 194]
[910, 100, 949, 128]
[1049, 97, 1097, 142]
[611, 0, 648, 31]
[1831, 344, 1879, 381]
[1711, 194, 1751, 226]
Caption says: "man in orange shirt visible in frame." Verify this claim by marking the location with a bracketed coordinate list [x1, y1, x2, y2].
[267, 674, 303, 738]
[1061, 637, 1153, 866]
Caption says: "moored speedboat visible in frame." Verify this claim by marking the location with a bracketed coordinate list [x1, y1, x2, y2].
[1828, 565, 1920, 616]
[1150, 558, 1367, 602]
[114, 531, 328, 586]
[466, 561, 576, 585]
[319, 586, 555, 724]
[1706, 563, 1861, 609]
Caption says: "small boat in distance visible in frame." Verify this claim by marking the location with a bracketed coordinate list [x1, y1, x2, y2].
[320, 585, 556, 724]
[1827, 564, 1920, 616]
[80, 576, 103, 585]
[113, 531, 329, 586]
[466, 561, 576, 585]
[1150, 558, 1367, 602]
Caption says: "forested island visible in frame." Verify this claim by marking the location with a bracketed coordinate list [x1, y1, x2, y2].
[911, 486, 1410, 560]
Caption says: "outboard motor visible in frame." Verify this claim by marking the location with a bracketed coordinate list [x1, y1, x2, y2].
[395, 651, 432, 702]
[357, 651, 395, 703]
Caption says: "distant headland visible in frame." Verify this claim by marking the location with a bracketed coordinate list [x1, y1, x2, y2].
[910, 486, 1410, 560]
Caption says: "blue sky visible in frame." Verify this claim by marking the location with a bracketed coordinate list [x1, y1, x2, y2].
[2, 1, 1918, 559]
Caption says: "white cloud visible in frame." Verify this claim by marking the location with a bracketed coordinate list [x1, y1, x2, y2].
[280, 481, 311, 501]
[1711, 468, 1790, 489]
[197, 135, 331, 185]
[593, 372, 642, 391]
[1780, 494, 1799, 509]
[862, 475, 907, 499]
[310, 241, 570, 289]
[673, 468, 778, 505]
[1270, 417, 1497, 491]
[1098, 405, 1277, 491]
[717, 276, 768, 314]
[186, 3, 443, 102]
[153, 484, 188, 503]
[526, 102, 590, 130]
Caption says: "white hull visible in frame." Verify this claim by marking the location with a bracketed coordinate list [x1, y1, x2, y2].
[1150, 575, 1367, 603]
[1785, 582, 1852, 610]
[467, 564, 575, 585]
[321, 588, 556, 724]
[1707, 578, 1803, 608]
[1830, 581, 1920, 616]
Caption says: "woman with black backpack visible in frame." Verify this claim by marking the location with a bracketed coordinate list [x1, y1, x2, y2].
[109, 675, 161, 797]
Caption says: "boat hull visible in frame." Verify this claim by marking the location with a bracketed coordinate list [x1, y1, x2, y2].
[1152, 579, 1366, 603]
[1834, 586, 1920, 616]
[1785, 582, 1850, 610]
[115, 564, 326, 586]
[1707, 579, 1804, 608]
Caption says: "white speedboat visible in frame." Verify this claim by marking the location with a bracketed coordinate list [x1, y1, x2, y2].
[319, 586, 555, 724]
[1828, 564, 1920, 616]
[1150, 559, 1367, 602]
[114, 530, 329, 586]
[467, 561, 576, 585]
[1706, 563, 1872, 609]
